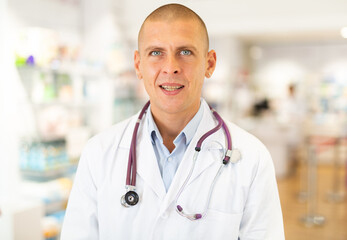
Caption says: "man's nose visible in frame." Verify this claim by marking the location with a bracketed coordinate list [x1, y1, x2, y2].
[163, 54, 180, 74]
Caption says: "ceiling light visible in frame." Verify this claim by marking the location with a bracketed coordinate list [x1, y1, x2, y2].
[341, 27, 347, 38]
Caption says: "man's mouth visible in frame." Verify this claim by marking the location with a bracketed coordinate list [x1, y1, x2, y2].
[159, 85, 184, 91]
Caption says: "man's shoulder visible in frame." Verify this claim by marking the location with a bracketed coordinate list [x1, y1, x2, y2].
[225, 120, 271, 161]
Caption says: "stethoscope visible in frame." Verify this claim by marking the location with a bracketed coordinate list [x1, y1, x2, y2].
[121, 101, 241, 220]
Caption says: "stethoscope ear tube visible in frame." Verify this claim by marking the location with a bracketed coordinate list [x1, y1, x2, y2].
[175, 160, 226, 221]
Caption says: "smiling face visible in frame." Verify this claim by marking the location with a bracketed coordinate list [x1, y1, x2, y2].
[134, 19, 216, 118]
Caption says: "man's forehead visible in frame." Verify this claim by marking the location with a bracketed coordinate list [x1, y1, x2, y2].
[138, 19, 206, 49]
[142, 18, 200, 34]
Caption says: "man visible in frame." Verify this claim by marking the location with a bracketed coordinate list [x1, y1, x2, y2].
[61, 4, 284, 239]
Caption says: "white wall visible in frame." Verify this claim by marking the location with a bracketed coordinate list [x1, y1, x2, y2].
[116, 0, 347, 42]
[8, 0, 82, 33]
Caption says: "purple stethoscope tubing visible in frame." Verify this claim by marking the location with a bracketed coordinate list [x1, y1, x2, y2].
[122, 101, 233, 218]
[126, 101, 150, 187]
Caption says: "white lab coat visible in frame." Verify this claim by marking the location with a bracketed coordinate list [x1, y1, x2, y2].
[61, 99, 285, 240]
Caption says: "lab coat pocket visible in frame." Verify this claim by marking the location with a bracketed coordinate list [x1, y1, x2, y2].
[196, 209, 243, 240]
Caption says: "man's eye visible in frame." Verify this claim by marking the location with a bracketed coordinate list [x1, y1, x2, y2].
[150, 51, 161, 56]
[180, 50, 191, 55]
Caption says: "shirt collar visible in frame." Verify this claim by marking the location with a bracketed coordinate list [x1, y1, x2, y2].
[147, 100, 204, 146]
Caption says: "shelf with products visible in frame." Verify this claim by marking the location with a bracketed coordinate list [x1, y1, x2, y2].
[303, 72, 347, 115]
[13, 23, 143, 220]
[19, 139, 78, 181]
[15, 64, 142, 239]
[17, 67, 98, 181]
[17, 64, 106, 105]
[16, 60, 143, 182]
[16, 65, 93, 239]
[16, 57, 105, 179]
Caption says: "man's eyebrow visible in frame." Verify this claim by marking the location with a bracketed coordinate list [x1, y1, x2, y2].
[144, 46, 165, 53]
[177, 45, 198, 52]
[143, 45, 199, 53]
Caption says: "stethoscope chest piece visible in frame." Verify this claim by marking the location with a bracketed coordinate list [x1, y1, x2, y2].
[121, 190, 139, 207]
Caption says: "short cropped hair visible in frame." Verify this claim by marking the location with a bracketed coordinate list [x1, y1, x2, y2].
[138, 3, 209, 51]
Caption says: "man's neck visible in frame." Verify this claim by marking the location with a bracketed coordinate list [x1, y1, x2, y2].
[151, 106, 199, 153]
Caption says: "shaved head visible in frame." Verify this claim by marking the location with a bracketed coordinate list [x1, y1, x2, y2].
[138, 4, 209, 52]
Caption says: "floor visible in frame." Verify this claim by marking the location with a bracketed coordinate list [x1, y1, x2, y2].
[277, 164, 347, 240]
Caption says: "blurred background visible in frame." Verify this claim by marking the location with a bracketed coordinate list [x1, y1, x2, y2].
[0, 0, 347, 239]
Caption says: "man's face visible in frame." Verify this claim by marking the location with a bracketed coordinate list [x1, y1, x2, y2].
[134, 19, 216, 117]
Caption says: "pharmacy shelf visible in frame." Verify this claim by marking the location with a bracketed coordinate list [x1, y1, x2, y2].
[21, 163, 77, 181]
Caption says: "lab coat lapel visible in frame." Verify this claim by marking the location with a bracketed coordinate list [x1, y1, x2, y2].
[119, 115, 166, 201]
[161, 100, 225, 210]
[136, 116, 167, 200]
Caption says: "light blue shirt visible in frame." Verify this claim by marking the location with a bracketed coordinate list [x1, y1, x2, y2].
[147, 103, 204, 192]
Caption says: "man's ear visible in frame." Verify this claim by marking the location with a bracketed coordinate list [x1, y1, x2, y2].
[205, 50, 217, 78]
[134, 50, 143, 79]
